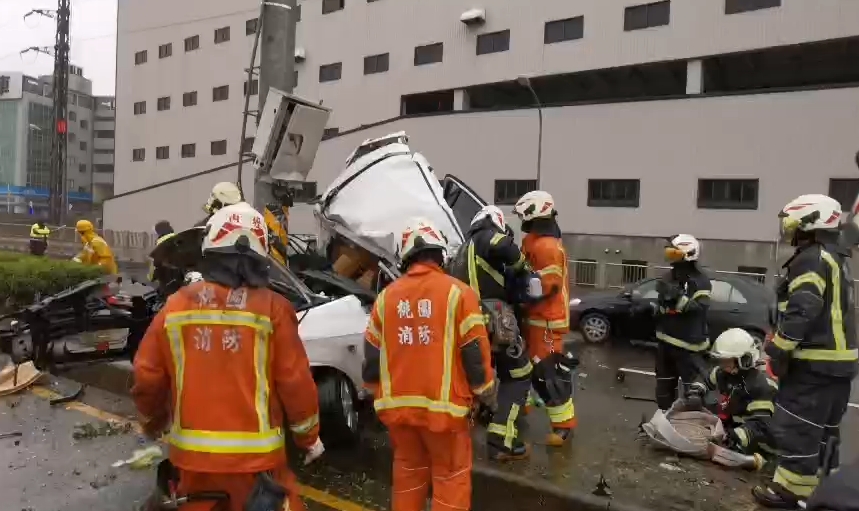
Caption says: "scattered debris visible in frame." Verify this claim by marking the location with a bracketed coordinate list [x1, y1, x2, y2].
[0, 431, 23, 440]
[72, 421, 134, 440]
[659, 462, 685, 472]
[593, 474, 612, 496]
[112, 445, 163, 469]
[7, 398, 20, 408]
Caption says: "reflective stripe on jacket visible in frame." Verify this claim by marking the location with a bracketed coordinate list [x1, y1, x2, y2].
[30, 223, 50, 239]
[365, 263, 494, 432]
[521, 233, 570, 332]
[131, 281, 320, 473]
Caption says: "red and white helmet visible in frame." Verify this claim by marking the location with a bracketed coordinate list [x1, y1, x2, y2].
[398, 218, 448, 264]
[471, 205, 506, 232]
[513, 191, 555, 222]
[202, 202, 269, 260]
[204, 182, 243, 214]
[665, 233, 700, 262]
[779, 194, 842, 240]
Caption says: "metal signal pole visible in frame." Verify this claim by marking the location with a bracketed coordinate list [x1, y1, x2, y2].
[49, 0, 71, 225]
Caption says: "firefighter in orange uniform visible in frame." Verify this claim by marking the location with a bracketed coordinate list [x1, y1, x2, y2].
[512, 191, 577, 446]
[132, 202, 324, 511]
[362, 218, 497, 511]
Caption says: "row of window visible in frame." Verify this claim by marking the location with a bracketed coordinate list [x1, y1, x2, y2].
[493, 177, 857, 211]
[131, 138, 256, 162]
[132, 81, 258, 115]
[315, 0, 781, 83]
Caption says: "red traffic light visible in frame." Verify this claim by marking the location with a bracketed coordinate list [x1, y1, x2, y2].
[56, 119, 67, 134]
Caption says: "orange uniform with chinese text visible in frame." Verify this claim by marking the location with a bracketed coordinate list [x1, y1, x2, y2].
[365, 262, 494, 511]
[132, 281, 320, 511]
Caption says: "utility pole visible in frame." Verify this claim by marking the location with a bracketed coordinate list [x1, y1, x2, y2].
[253, 0, 297, 212]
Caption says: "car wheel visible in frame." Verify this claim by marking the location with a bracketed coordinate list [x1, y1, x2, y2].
[580, 313, 611, 343]
[316, 369, 360, 448]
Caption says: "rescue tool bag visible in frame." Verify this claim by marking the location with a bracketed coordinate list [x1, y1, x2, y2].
[244, 471, 287, 511]
[481, 299, 519, 348]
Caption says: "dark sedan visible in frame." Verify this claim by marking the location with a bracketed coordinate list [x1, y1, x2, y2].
[570, 270, 776, 346]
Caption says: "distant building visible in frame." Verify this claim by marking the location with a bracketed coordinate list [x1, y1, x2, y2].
[0, 66, 115, 214]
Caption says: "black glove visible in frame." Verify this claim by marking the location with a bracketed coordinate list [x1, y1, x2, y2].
[725, 427, 745, 452]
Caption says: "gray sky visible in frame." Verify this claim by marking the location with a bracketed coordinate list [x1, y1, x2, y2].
[0, 0, 117, 95]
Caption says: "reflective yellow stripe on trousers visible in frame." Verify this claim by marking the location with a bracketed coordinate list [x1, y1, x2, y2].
[375, 286, 472, 418]
[165, 310, 285, 454]
[791, 252, 859, 362]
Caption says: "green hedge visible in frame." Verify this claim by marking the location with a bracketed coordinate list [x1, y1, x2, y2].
[0, 251, 106, 309]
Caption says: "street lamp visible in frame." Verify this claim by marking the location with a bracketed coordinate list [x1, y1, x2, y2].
[517, 75, 543, 189]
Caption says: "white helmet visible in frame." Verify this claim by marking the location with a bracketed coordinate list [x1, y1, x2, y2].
[471, 205, 506, 232]
[513, 191, 555, 222]
[665, 233, 700, 262]
[202, 202, 269, 260]
[204, 182, 243, 214]
[711, 328, 759, 370]
[398, 217, 448, 266]
[779, 194, 842, 240]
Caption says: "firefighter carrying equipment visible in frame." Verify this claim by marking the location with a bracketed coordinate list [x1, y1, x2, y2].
[132, 281, 321, 511]
[73, 219, 118, 275]
[361, 250, 494, 511]
[756, 231, 857, 506]
[29, 222, 50, 256]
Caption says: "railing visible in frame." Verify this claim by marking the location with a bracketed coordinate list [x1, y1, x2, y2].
[567, 259, 859, 309]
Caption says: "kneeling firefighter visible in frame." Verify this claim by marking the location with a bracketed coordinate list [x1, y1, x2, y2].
[687, 328, 776, 460]
[73, 219, 118, 275]
[512, 191, 577, 446]
[448, 205, 534, 461]
[362, 218, 497, 511]
[132, 202, 325, 511]
[752, 194, 858, 509]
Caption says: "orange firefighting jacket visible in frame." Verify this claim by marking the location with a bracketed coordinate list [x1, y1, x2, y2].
[131, 281, 320, 474]
[521, 233, 570, 333]
[363, 262, 495, 433]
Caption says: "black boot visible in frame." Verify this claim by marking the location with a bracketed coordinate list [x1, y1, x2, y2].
[487, 438, 530, 462]
[751, 483, 803, 510]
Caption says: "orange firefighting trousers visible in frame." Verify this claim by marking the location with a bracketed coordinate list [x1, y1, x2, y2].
[175, 467, 304, 511]
[388, 426, 473, 511]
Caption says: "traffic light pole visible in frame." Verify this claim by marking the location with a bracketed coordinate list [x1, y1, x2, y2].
[48, 0, 71, 225]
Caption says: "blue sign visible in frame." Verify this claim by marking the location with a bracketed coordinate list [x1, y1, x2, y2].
[0, 184, 92, 201]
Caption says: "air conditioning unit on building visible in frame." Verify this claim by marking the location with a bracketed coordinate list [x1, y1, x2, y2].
[251, 87, 331, 183]
[295, 47, 306, 62]
[460, 8, 485, 26]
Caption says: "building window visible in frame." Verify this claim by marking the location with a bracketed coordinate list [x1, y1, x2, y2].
[587, 179, 640, 208]
[737, 265, 767, 284]
[157, 96, 171, 111]
[133, 101, 146, 115]
[211, 140, 227, 155]
[214, 27, 230, 44]
[295, 4, 302, 21]
[828, 178, 859, 211]
[544, 16, 584, 44]
[697, 178, 759, 210]
[80, 141, 87, 151]
[414, 42, 443, 66]
[242, 137, 255, 153]
[134, 50, 147, 65]
[476, 30, 511, 55]
[69, 132, 77, 143]
[494, 179, 537, 205]
[244, 79, 259, 96]
[322, 127, 340, 140]
[95, 130, 115, 139]
[624, 1, 671, 31]
[94, 149, 114, 155]
[293, 182, 318, 203]
[319, 62, 342, 82]
[364, 53, 390, 75]
[322, 0, 344, 14]
[79, 163, 86, 173]
[132, 148, 145, 161]
[212, 85, 229, 102]
[80, 119, 88, 129]
[725, 0, 780, 15]
[156, 146, 169, 160]
[181, 143, 196, 158]
[184, 35, 200, 52]
[246, 18, 258, 35]
[68, 110, 77, 121]
[183, 91, 198, 107]
[159, 43, 172, 59]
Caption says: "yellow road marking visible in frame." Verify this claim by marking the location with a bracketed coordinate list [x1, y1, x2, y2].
[26, 386, 375, 511]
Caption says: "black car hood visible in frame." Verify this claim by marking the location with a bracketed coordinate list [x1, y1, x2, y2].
[573, 290, 627, 306]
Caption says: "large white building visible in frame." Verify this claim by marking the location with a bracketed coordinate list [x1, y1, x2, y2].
[108, 0, 859, 273]
[0, 67, 115, 213]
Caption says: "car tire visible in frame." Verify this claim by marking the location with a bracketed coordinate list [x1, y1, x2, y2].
[580, 313, 611, 343]
[316, 369, 360, 448]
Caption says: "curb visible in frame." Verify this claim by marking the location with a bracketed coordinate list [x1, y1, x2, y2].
[62, 361, 659, 511]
